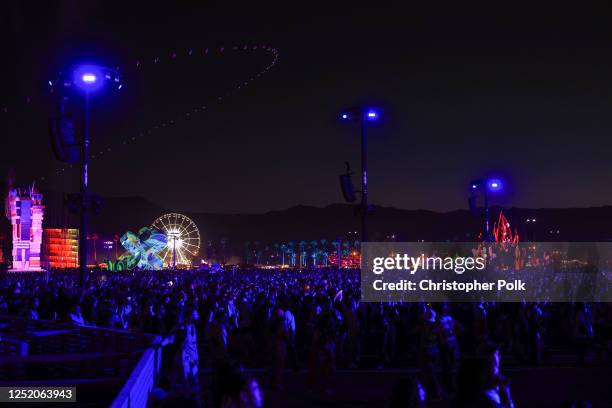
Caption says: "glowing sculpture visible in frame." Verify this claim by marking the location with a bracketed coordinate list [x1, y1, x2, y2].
[115, 227, 167, 270]
[42, 228, 79, 268]
[493, 211, 519, 244]
[6, 185, 45, 271]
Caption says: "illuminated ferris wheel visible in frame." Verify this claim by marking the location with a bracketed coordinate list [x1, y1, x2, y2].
[151, 213, 201, 267]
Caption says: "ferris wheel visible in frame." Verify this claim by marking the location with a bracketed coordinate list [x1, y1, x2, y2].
[151, 213, 201, 267]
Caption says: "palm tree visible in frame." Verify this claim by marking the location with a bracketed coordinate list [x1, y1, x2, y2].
[298, 241, 306, 267]
[280, 243, 288, 266]
[220, 238, 228, 264]
[254, 241, 261, 264]
[287, 241, 295, 266]
[320, 239, 329, 266]
[244, 241, 252, 264]
[272, 243, 280, 265]
[113, 234, 120, 259]
[87, 233, 99, 264]
[342, 241, 350, 255]
[331, 239, 342, 269]
[310, 240, 319, 266]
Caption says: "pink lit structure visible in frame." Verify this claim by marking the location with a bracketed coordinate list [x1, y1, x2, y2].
[6, 185, 45, 271]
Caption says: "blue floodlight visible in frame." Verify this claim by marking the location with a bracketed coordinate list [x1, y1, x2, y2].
[471, 184, 478, 189]
[73, 64, 105, 92]
[82, 73, 96, 83]
[341, 113, 349, 119]
[365, 109, 379, 121]
[487, 178, 503, 192]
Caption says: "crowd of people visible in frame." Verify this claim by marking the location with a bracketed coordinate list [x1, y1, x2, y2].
[1, 267, 610, 407]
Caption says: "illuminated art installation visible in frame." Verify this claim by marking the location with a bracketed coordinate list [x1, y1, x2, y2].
[6, 185, 45, 271]
[151, 213, 200, 267]
[43, 228, 79, 268]
[115, 227, 167, 270]
[493, 211, 519, 244]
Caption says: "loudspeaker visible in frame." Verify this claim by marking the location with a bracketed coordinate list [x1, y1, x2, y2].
[50, 117, 81, 164]
[340, 173, 356, 202]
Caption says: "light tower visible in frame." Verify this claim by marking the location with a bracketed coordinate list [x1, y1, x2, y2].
[49, 64, 122, 287]
[469, 178, 503, 241]
[340, 107, 381, 243]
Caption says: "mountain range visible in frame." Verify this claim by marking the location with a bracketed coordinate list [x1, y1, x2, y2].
[29, 190, 612, 244]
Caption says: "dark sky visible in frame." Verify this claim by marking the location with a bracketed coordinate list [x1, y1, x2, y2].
[2, 3, 612, 213]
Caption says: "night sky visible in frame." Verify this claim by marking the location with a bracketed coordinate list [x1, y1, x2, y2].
[2, 4, 612, 213]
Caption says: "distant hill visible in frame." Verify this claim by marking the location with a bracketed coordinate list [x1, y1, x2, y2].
[34, 190, 612, 244]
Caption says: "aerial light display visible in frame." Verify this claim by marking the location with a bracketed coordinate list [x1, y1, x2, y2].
[151, 213, 200, 267]
[6, 185, 45, 271]
[115, 227, 167, 270]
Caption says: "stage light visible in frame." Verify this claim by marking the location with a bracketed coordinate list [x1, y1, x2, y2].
[341, 113, 349, 120]
[366, 110, 379, 120]
[73, 65, 105, 92]
[82, 73, 96, 83]
[487, 178, 502, 192]
[472, 184, 478, 189]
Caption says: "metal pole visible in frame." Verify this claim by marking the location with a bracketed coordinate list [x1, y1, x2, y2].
[360, 119, 368, 243]
[484, 188, 490, 242]
[79, 92, 90, 289]
[172, 237, 177, 269]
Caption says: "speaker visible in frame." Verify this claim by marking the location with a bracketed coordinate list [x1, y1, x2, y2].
[50, 117, 81, 164]
[339, 173, 356, 202]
